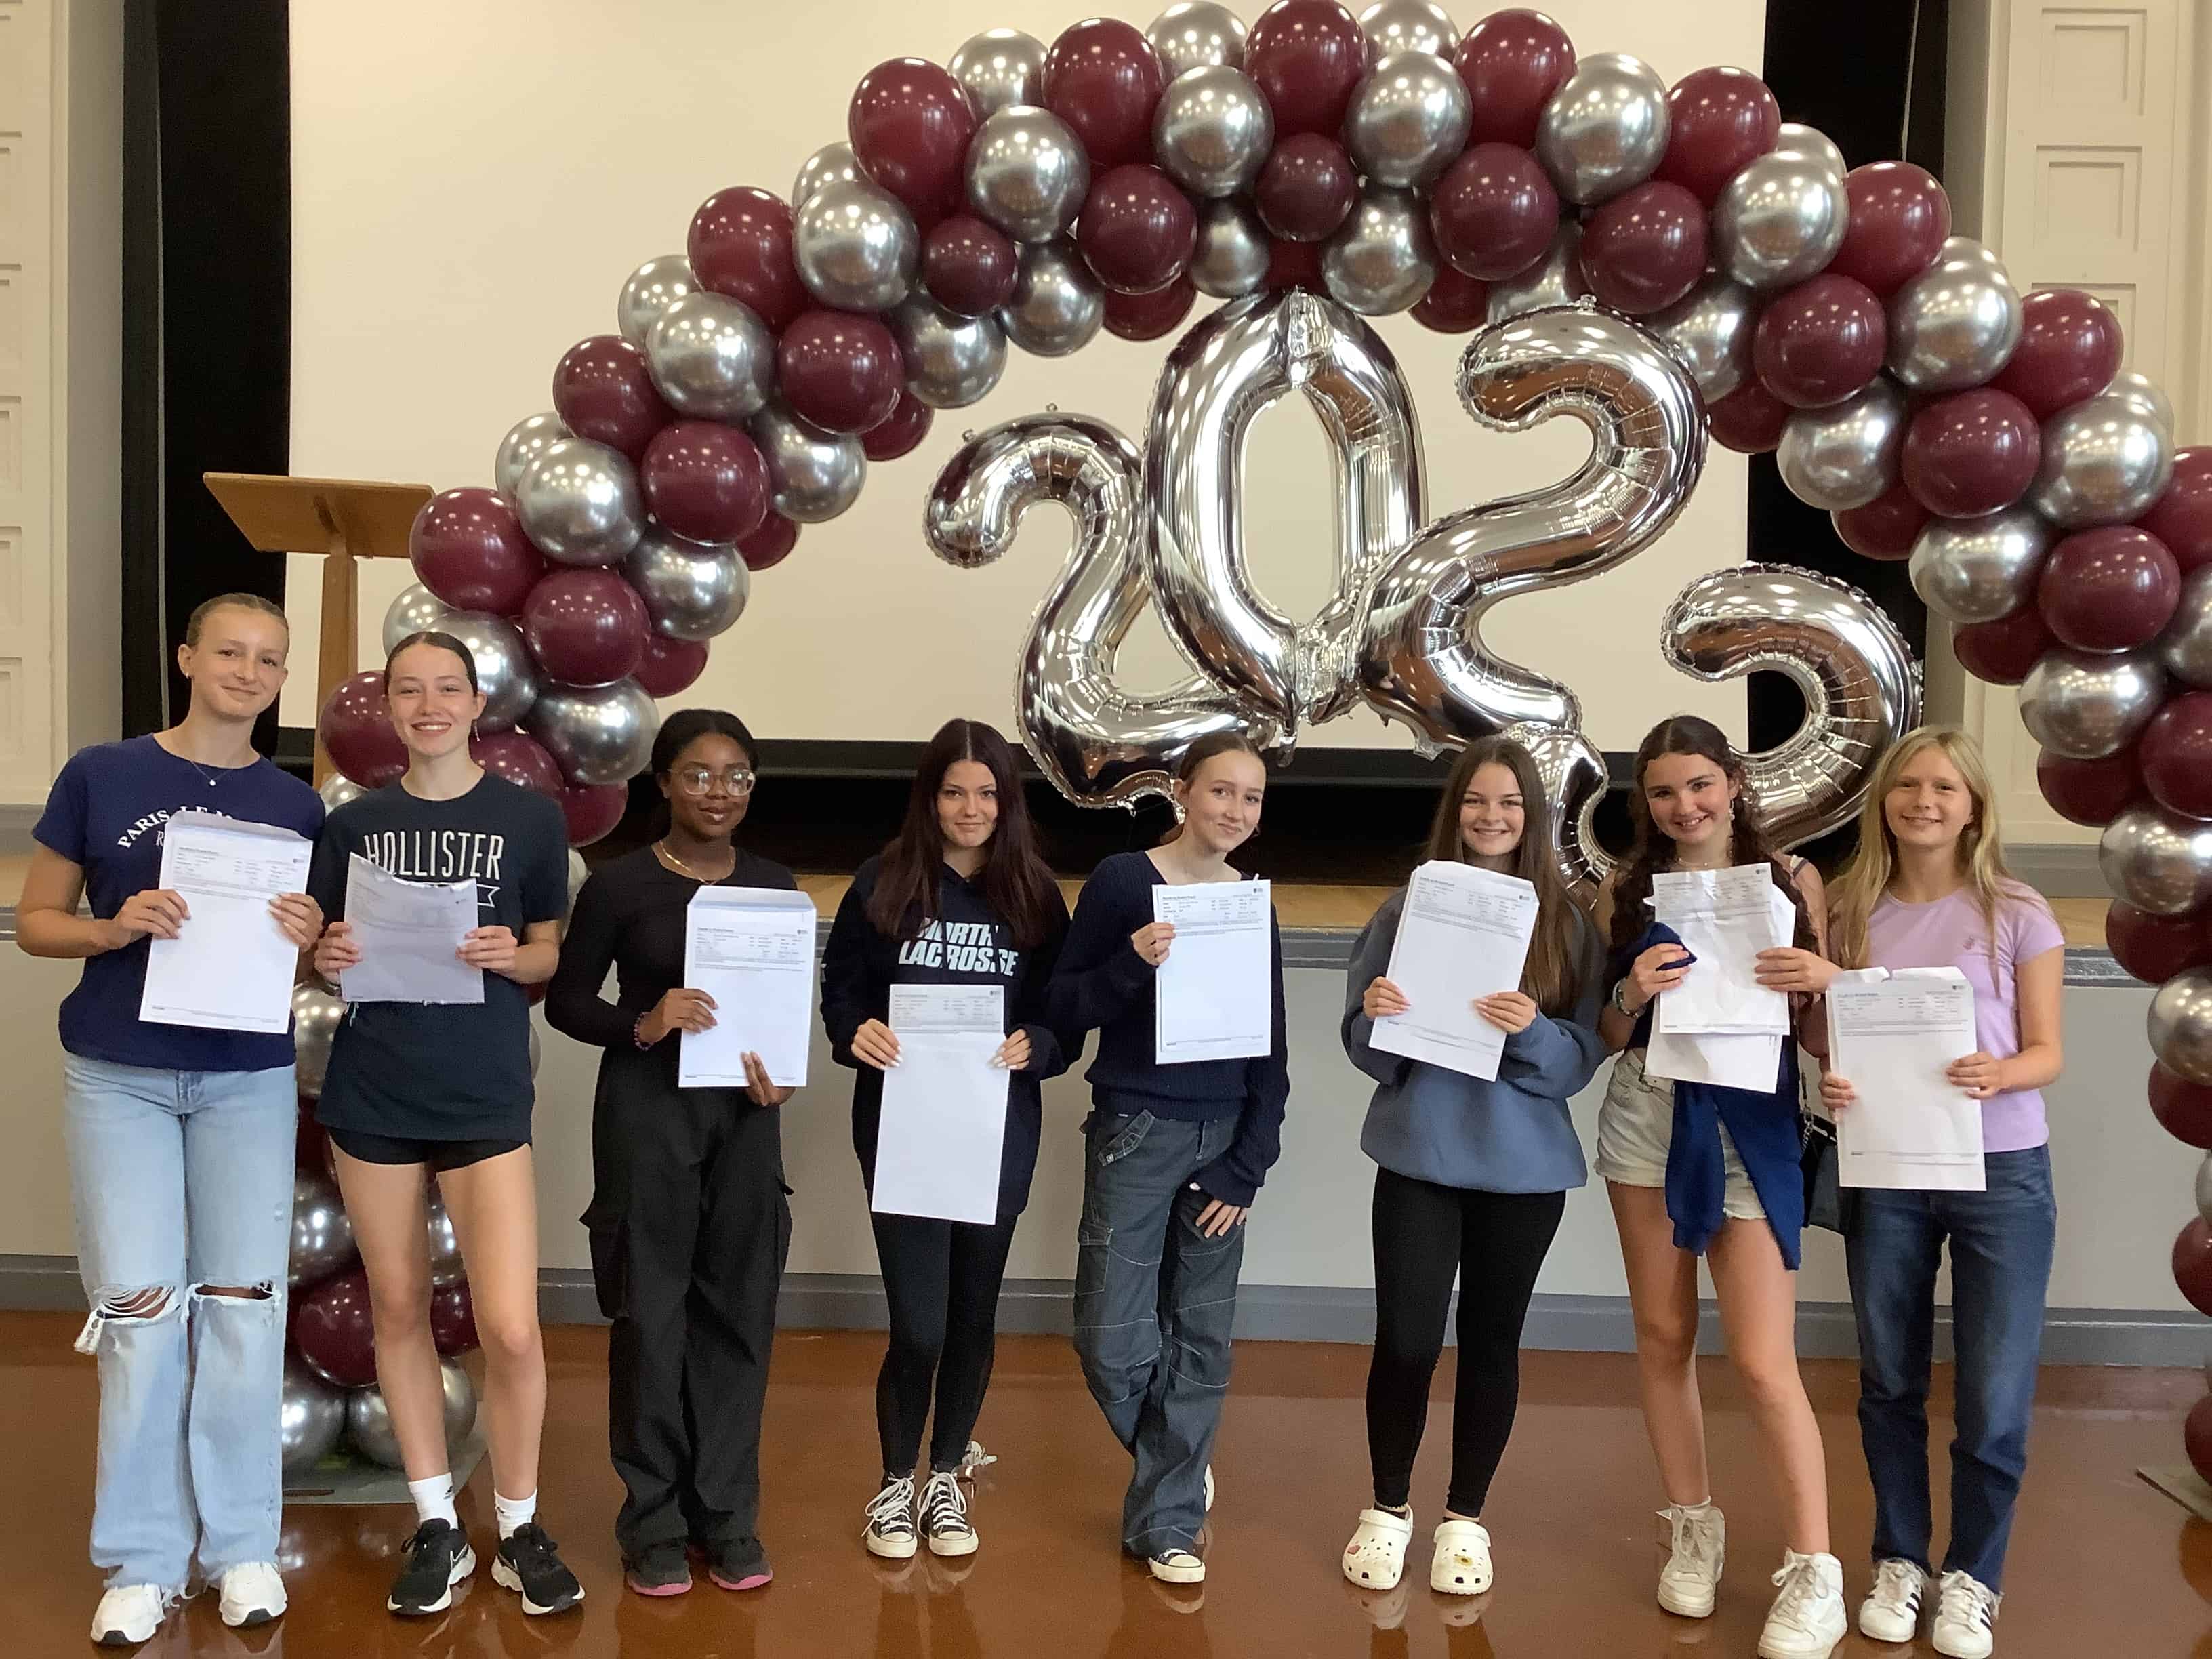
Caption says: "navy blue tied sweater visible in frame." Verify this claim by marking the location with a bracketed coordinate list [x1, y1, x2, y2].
[1044, 850, 1290, 1208]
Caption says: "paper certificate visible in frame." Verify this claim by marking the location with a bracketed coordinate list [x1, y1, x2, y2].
[1830, 966, 1984, 1191]
[139, 811, 314, 1033]
[1371, 861, 1540, 1081]
[678, 886, 817, 1089]
[1649, 865, 1795, 1038]
[1153, 879, 1272, 1064]
[338, 854, 484, 1006]
[872, 984, 1010, 1226]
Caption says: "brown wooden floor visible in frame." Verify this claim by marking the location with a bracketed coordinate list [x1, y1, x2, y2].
[4, 1314, 2207, 1656]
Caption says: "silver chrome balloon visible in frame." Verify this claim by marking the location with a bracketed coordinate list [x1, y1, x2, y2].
[1344, 51, 1472, 191]
[514, 438, 645, 567]
[1662, 565, 1921, 849]
[1887, 237, 2022, 392]
[1485, 218, 1587, 325]
[280, 1358, 346, 1474]
[792, 178, 918, 313]
[382, 582, 453, 655]
[2151, 968, 2212, 1086]
[289, 1168, 357, 1290]
[440, 1359, 480, 1448]
[949, 28, 1048, 119]
[1777, 379, 1907, 510]
[1358, 0, 1460, 62]
[2019, 646, 2167, 759]
[998, 240, 1105, 356]
[1770, 122, 1847, 181]
[792, 140, 861, 211]
[493, 411, 571, 500]
[1147, 3, 1248, 77]
[1533, 52, 1671, 206]
[625, 525, 750, 642]
[749, 401, 867, 522]
[1150, 289, 1425, 731]
[1712, 152, 1850, 289]
[319, 772, 365, 813]
[1502, 720, 1617, 893]
[888, 293, 1008, 409]
[527, 678, 659, 787]
[1645, 273, 1758, 401]
[1153, 66, 1274, 199]
[1189, 197, 1271, 298]
[439, 611, 537, 729]
[345, 1361, 477, 1469]
[2102, 368, 2175, 436]
[1322, 183, 1438, 316]
[291, 982, 345, 1099]
[2028, 392, 2176, 529]
[2101, 806, 2212, 918]
[615, 254, 697, 348]
[1908, 506, 2050, 626]
[425, 1193, 466, 1290]
[2198, 1150, 2212, 1229]
[927, 413, 1286, 808]
[644, 291, 776, 421]
[2161, 567, 2212, 688]
[966, 105, 1091, 243]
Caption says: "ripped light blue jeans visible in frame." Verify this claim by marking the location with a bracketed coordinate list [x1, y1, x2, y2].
[63, 1054, 296, 1593]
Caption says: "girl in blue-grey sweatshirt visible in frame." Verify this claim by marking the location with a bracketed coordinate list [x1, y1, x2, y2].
[1338, 735, 1607, 1601]
[1046, 731, 1288, 1586]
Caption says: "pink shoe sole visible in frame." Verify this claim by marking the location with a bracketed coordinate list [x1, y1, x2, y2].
[624, 1573, 691, 1597]
[709, 1567, 773, 1592]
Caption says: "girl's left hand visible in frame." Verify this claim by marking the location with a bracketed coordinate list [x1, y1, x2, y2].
[741, 1050, 792, 1107]
[1948, 1051, 2003, 1099]
[459, 926, 518, 973]
[1475, 990, 1537, 1034]
[1754, 946, 1837, 996]
[270, 892, 324, 950]
[1191, 1193, 1248, 1237]
[993, 1029, 1031, 1071]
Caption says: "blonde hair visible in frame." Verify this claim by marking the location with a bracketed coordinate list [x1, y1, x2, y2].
[1827, 726, 2043, 971]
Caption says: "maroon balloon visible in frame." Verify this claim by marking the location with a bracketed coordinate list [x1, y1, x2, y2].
[861, 390, 934, 461]
[295, 1101, 327, 1172]
[319, 672, 407, 788]
[521, 569, 651, 687]
[1255, 134, 1359, 242]
[410, 489, 543, 617]
[1830, 161, 1950, 298]
[558, 781, 628, 848]
[1900, 388, 2041, 518]
[1579, 181, 1706, 316]
[687, 186, 805, 333]
[848, 58, 977, 228]
[1454, 9, 1576, 148]
[1247, 0, 1370, 137]
[1104, 276, 1197, 342]
[1412, 266, 1490, 333]
[469, 729, 563, 798]
[2036, 745, 2142, 827]
[922, 215, 1019, 316]
[633, 632, 710, 699]
[552, 335, 672, 462]
[1266, 237, 1327, 292]
[1952, 606, 2057, 685]
[1429, 143, 1559, 281]
[776, 310, 905, 436]
[1042, 17, 1166, 169]
[641, 421, 770, 546]
[430, 1279, 479, 1358]
[2140, 691, 2212, 820]
[2138, 449, 2212, 576]
[739, 513, 800, 572]
[1656, 66, 1779, 204]
[292, 1269, 378, 1387]
[2037, 525, 2182, 653]
[1833, 484, 1929, 562]
[2108, 901, 2212, 986]
[1708, 380, 1791, 455]
[2154, 1062, 2212, 1149]
[1992, 289, 2124, 420]
[1078, 165, 1198, 295]
[1753, 274, 1887, 409]
[2178, 1218, 2212, 1319]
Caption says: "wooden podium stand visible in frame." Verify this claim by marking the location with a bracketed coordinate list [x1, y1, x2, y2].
[202, 474, 432, 782]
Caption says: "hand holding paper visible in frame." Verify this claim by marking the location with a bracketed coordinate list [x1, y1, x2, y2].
[139, 811, 316, 1034]
[339, 855, 484, 1006]
[1828, 966, 1983, 1191]
[1153, 880, 1272, 1064]
[1370, 862, 1540, 1082]
[678, 886, 817, 1088]
[872, 985, 1010, 1225]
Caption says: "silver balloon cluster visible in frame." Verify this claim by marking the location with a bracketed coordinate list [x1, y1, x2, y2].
[342, 1361, 479, 1471]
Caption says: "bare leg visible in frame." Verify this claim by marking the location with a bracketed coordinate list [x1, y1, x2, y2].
[332, 1152, 447, 1481]
[1606, 1182, 1711, 1505]
[436, 1147, 546, 1504]
[1707, 1217, 1829, 1554]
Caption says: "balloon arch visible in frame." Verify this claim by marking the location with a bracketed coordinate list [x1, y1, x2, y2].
[306, 3, 2212, 1466]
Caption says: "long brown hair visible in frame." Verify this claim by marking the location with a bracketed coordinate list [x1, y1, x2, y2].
[1605, 715, 1814, 952]
[1425, 736, 1591, 1016]
[867, 718, 1059, 949]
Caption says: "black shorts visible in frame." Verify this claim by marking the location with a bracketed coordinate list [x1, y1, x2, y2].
[327, 1126, 526, 1173]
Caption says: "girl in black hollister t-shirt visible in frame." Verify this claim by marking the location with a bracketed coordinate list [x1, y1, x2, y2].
[308, 632, 577, 1621]
[821, 720, 1073, 1562]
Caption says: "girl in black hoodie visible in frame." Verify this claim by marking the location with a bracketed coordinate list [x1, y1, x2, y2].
[821, 718, 1073, 1561]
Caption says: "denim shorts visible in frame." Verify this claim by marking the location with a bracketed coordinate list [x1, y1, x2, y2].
[1595, 1049, 1765, 1221]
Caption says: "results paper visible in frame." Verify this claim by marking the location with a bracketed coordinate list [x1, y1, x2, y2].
[339, 853, 483, 1006]
[678, 886, 817, 1089]
[139, 810, 314, 1034]
[872, 984, 1009, 1226]
[1830, 966, 1983, 1190]
[1370, 861, 1539, 1082]
[1153, 879, 1272, 1065]
[1649, 865, 1793, 1037]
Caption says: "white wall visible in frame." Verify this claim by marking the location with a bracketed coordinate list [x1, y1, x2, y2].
[283, 0, 1761, 752]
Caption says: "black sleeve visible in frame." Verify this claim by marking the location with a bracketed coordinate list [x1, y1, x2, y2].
[1044, 860, 1153, 1036]
[306, 813, 356, 924]
[520, 796, 571, 926]
[1193, 907, 1290, 1208]
[542, 867, 632, 1050]
[820, 871, 880, 1070]
[1013, 888, 1078, 1079]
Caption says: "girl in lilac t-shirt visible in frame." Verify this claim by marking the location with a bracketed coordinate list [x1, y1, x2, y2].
[1818, 729, 2064, 1659]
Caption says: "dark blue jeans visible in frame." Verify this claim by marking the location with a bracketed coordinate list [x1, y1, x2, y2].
[1843, 1145, 2056, 1590]
[1072, 1111, 1244, 1557]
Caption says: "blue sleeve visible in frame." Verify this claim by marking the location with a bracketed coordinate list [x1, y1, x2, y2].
[32, 752, 89, 865]
[1340, 894, 1410, 1088]
[1044, 859, 1153, 1036]
[1497, 908, 1610, 1098]
[820, 876, 878, 1071]
[1013, 890, 1078, 1080]
[1195, 908, 1290, 1208]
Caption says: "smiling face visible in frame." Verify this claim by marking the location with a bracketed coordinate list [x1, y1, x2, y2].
[1641, 749, 1740, 857]
[1883, 745, 1975, 859]
[1175, 748, 1266, 858]
[1458, 760, 1527, 863]
[179, 605, 290, 722]
[936, 757, 1000, 855]
[660, 730, 755, 842]
[384, 642, 486, 762]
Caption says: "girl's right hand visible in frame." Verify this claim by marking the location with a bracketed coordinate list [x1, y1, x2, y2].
[1362, 976, 1410, 1019]
[1820, 1070, 1857, 1113]
[1626, 943, 1692, 1010]
[852, 1019, 901, 1070]
[103, 888, 189, 949]
[313, 919, 361, 977]
[1129, 921, 1175, 967]
[641, 987, 718, 1044]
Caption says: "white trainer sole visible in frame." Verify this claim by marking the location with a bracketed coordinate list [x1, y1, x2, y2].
[866, 1528, 918, 1560]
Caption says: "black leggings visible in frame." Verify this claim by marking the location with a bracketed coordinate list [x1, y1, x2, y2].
[872, 1210, 1019, 1475]
[1366, 1167, 1565, 1516]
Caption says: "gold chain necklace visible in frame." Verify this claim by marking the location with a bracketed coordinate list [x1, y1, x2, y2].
[654, 839, 734, 883]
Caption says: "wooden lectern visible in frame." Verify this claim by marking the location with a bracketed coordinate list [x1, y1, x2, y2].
[202, 474, 432, 782]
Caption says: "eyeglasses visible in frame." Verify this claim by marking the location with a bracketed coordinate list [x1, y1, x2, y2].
[674, 766, 756, 798]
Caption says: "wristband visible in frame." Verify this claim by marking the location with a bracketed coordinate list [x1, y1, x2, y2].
[632, 1012, 653, 1050]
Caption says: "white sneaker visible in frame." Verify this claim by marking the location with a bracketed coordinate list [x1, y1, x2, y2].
[1759, 1549, 1847, 1659]
[1858, 1557, 1927, 1642]
[918, 1470, 977, 1557]
[1148, 1548, 1205, 1584]
[1931, 1569, 2000, 1658]
[217, 1561, 287, 1629]
[90, 1584, 165, 1647]
[1657, 1502, 1725, 1617]
[863, 1475, 918, 1560]
[1430, 1517, 1492, 1595]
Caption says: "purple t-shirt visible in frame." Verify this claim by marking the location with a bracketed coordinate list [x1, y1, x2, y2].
[1862, 884, 2066, 1153]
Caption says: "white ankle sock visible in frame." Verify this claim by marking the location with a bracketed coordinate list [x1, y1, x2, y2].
[408, 1473, 458, 1530]
[495, 1489, 537, 1540]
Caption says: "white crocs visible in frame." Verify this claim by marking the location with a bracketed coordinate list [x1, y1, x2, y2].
[1341, 1507, 1414, 1590]
[1431, 1518, 1493, 1595]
